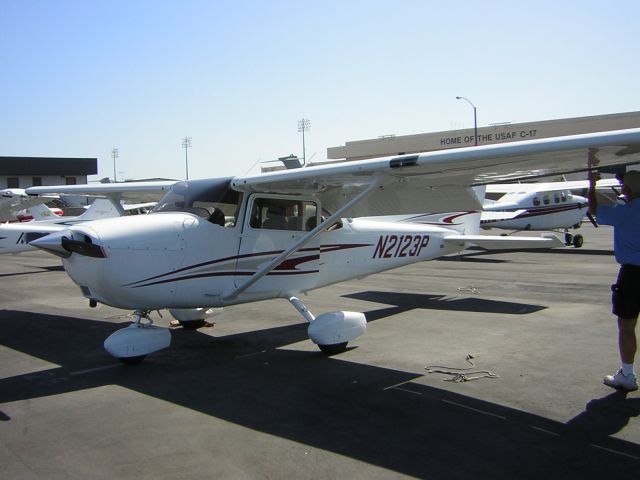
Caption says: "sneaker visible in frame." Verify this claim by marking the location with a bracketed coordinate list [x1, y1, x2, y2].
[603, 369, 639, 391]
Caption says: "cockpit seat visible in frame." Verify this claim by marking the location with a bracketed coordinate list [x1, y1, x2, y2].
[262, 207, 288, 230]
[209, 208, 226, 226]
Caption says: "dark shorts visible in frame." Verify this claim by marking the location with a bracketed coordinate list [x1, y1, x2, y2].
[612, 264, 640, 319]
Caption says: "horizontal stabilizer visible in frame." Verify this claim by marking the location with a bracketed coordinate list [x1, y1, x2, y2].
[444, 233, 564, 250]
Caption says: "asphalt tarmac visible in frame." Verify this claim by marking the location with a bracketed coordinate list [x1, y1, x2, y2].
[1, 223, 639, 479]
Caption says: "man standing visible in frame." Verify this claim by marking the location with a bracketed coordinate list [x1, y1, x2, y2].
[589, 168, 640, 391]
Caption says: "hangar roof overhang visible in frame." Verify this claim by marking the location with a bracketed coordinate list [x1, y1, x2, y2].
[0, 157, 97, 176]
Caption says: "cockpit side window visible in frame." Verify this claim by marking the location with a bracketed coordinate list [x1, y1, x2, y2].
[152, 178, 243, 227]
[249, 197, 318, 231]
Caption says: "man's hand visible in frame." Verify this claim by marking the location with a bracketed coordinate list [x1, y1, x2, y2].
[587, 167, 600, 216]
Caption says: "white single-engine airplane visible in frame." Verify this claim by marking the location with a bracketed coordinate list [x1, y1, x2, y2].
[26, 129, 640, 364]
[0, 188, 58, 222]
[479, 178, 621, 247]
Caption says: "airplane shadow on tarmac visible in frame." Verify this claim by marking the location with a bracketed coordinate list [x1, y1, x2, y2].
[344, 291, 546, 320]
[1, 309, 639, 480]
[445, 247, 615, 261]
[0, 265, 64, 279]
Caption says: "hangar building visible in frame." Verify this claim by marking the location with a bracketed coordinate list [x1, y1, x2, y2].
[325, 111, 640, 163]
[0, 157, 97, 190]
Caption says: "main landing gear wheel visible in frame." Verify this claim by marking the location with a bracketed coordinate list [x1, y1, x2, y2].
[564, 232, 573, 246]
[572, 234, 584, 248]
[319, 342, 348, 355]
[119, 355, 146, 366]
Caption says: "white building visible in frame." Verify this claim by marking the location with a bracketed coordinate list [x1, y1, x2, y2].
[0, 156, 97, 189]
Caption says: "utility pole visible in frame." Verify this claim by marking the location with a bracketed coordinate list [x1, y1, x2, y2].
[182, 136, 192, 180]
[297, 118, 310, 165]
[111, 148, 119, 182]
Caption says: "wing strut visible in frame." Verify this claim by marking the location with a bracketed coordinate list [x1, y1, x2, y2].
[223, 176, 382, 301]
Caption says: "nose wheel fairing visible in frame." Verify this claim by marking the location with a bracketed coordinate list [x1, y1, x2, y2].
[103, 311, 171, 363]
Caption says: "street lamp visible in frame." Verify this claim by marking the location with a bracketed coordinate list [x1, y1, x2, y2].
[111, 148, 119, 182]
[182, 136, 192, 180]
[297, 118, 310, 165]
[456, 96, 478, 146]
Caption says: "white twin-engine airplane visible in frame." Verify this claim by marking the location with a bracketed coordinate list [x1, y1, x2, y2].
[480, 178, 621, 248]
[26, 128, 640, 364]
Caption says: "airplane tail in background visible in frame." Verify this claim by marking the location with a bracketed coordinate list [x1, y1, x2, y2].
[75, 198, 124, 221]
[20, 203, 63, 221]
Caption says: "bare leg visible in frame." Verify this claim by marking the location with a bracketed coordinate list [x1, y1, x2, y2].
[618, 317, 638, 364]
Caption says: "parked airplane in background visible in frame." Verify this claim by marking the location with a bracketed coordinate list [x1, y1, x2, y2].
[0, 181, 175, 255]
[480, 178, 621, 247]
[24, 129, 640, 365]
[15, 203, 64, 222]
[0, 188, 58, 222]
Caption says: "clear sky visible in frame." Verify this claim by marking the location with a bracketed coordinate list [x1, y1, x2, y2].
[1, 0, 639, 181]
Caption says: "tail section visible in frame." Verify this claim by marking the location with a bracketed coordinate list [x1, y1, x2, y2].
[374, 211, 482, 235]
[359, 185, 486, 234]
[76, 198, 125, 221]
[20, 203, 63, 221]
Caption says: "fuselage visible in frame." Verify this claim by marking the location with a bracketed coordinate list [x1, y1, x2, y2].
[481, 190, 588, 231]
[58, 212, 466, 310]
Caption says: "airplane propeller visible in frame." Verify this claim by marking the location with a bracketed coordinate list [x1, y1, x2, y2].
[586, 211, 598, 228]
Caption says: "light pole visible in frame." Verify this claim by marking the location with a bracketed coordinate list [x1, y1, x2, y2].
[297, 118, 310, 165]
[182, 136, 192, 180]
[111, 148, 119, 182]
[456, 96, 478, 146]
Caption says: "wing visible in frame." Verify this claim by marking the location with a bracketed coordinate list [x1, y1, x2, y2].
[231, 128, 640, 217]
[25, 181, 177, 203]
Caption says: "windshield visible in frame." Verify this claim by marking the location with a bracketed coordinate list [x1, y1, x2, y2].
[152, 178, 242, 227]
